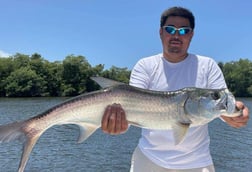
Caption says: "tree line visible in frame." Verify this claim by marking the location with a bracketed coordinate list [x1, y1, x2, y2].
[0, 53, 130, 97]
[0, 53, 251, 97]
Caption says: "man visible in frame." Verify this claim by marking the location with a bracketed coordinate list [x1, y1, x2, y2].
[101, 7, 249, 172]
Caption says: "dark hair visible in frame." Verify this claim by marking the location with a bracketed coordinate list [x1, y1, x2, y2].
[160, 7, 195, 29]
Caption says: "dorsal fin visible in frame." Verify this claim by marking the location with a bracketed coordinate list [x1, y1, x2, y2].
[90, 77, 124, 88]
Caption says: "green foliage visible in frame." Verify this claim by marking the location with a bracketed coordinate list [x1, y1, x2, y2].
[221, 59, 252, 97]
[61, 55, 91, 96]
[0, 53, 131, 97]
[5, 67, 46, 97]
[0, 58, 14, 96]
[102, 66, 131, 83]
[45, 62, 63, 96]
[0, 53, 251, 97]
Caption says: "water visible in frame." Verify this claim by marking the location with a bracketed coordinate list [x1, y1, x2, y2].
[209, 98, 252, 172]
[0, 97, 251, 172]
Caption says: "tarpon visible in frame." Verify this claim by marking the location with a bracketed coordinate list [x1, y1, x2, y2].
[0, 77, 240, 172]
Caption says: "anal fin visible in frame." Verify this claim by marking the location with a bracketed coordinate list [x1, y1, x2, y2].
[76, 123, 99, 143]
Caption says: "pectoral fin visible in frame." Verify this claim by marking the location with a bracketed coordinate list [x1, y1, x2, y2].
[76, 123, 99, 143]
[172, 120, 191, 145]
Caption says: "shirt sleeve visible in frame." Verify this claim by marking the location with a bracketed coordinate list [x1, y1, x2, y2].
[207, 59, 229, 122]
[207, 59, 227, 89]
[129, 59, 150, 89]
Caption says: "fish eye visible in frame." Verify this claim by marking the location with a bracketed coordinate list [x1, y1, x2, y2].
[211, 92, 220, 100]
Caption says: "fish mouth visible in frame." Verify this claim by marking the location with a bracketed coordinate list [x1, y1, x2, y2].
[217, 89, 242, 117]
[222, 89, 236, 115]
[215, 89, 236, 115]
[227, 93, 236, 114]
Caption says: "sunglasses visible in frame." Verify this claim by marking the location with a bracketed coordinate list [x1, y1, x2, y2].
[163, 26, 192, 35]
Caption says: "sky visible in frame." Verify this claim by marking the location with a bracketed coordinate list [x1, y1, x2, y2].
[0, 0, 251, 69]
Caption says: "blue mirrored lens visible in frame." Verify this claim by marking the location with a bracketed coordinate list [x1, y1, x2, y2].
[164, 26, 176, 34]
[178, 28, 190, 35]
[164, 26, 191, 35]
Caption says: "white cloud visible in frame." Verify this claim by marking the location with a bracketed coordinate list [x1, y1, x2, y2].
[0, 50, 11, 57]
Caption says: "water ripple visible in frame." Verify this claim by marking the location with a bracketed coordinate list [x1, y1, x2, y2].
[0, 97, 251, 172]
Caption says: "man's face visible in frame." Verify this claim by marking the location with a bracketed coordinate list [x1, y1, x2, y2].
[160, 16, 194, 62]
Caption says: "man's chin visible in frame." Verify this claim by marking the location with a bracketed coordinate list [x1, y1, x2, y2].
[168, 48, 181, 54]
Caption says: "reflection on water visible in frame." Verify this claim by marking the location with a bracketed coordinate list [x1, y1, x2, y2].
[0, 97, 251, 172]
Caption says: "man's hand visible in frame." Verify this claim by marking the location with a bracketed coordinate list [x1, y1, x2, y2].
[101, 103, 129, 135]
[221, 101, 249, 128]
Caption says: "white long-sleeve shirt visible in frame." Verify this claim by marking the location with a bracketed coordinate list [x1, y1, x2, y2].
[129, 53, 227, 169]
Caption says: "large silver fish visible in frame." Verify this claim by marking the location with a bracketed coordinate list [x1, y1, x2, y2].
[0, 77, 240, 172]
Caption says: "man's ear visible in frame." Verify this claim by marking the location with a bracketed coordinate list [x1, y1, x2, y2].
[189, 30, 194, 41]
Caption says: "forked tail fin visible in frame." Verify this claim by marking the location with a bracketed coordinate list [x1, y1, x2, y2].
[0, 121, 26, 143]
[0, 121, 44, 172]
